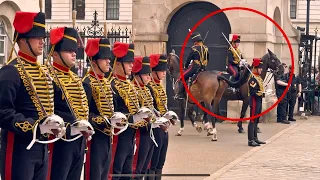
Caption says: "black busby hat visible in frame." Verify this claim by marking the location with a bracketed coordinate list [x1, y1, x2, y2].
[191, 32, 203, 42]
[112, 42, 134, 63]
[13, 12, 46, 40]
[150, 54, 167, 71]
[49, 27, 79, 53]
[132, 56, 151, 75]
[231, 34, 241, 43]
[85, 38, 111, 62]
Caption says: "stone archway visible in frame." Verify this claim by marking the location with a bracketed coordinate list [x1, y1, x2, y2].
[0, 1, 21, 66]
[273, 7, 282, 37]
[165, 1, 231, 113]
[273, 7, 282, 58]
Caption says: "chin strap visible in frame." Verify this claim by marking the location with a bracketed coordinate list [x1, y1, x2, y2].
[26, 38, 37, 57]
[58, 52, 70, 68]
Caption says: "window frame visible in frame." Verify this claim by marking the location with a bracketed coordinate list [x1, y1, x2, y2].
[72, 0, 85, 20]
[106, 0, 120, 20]
[290, 0, 297, 19]
[0, 22, 7, 68]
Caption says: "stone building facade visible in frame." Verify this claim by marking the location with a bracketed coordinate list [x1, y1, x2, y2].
[133, 0, 300, 120]
[0, 0, 43, 67]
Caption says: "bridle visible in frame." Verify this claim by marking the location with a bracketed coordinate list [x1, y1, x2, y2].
[263, 56, 283, 88]
[167, 53, 180, 90]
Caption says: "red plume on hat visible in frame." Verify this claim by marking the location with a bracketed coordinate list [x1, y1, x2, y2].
[232, 34, 240, 42]
[112, 42, 129, 58]
[252, 58, 262, 67]
[50, 27, 65, 45]
[13, 12, 38, 34]
[85, 38, 101, 57]
[150, 54, 161, 68]
[132, 56, 143, 73]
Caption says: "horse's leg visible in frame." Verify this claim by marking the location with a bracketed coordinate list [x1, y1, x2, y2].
[238, 98, 249, 133]
[187, 104, 202, 133]
[209, 81, 228, 141]
[176, 99, 186, 136]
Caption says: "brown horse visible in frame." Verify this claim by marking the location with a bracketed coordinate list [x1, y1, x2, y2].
[167, 49, 284, 141]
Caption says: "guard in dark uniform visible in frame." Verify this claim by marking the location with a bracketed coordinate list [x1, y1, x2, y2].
[109, 42, 152, 180]
[226, 34, 246, 83]
[82, 38, 114, 180]
[131, 56, 156, 180]
[46, 27, 94, 180]
[0, 11, 66, 180]
[248, 58, 266, 147]
[147, 54, 170, 180]
[175, 32, 209, 99]
[285, 65, 302, 121]
[274, 63, 290, 124]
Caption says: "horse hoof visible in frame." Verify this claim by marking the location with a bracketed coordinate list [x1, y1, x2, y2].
[176, 133, 182, 136]
[211, 135, 218, 141]
[196, 126, 202, 133]
[238, 128, 245, 133]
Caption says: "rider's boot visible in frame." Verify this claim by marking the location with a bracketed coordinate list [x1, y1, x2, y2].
[174, 80, 185, 100]
[228, 75, 237, 93]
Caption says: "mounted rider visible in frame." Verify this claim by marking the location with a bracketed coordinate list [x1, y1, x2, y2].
[175, 32, 209, 99]
[226, 34, 247, 83]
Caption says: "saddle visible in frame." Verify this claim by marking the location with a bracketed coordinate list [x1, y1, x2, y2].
[188, 68, 205, 85]
[217, 70, 243, 89]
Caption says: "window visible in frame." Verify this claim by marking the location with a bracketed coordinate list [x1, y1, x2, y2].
[106, 0, 120, 20]
[45, 0, 52, 19]
[0, 22, 7, 68]
[72, 0, 85, 20]
[290, 0, 297, 19]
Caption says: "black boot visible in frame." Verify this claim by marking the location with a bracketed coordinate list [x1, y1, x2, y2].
[175, 81, 185, 99]
[254, 137, 266, 144]
[248, 140, 260, 146]
[155, 169, 162, 180]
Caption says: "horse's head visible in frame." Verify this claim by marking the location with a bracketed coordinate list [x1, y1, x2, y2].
[167, 49, 181, 81]
[262, 49, 284, 77]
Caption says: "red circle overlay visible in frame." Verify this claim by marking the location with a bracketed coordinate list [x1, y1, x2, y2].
[180, 6, 294, 122]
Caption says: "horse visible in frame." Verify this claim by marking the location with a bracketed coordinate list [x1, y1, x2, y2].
[166, 49, 284, 140]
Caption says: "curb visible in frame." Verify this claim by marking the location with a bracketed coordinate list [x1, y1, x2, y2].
[203, 120, 304, 180]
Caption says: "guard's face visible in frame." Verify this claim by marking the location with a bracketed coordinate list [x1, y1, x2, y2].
[232, 42, 239, 48]
[155, 71, 166, 80]
[60, 51, 77, 67]
[97, 58, 110, 73]
[123, 62, 133, 75]
[140, 74, 151, 84]
[22, 37, 44, 56]
[257, 67, 262, 74]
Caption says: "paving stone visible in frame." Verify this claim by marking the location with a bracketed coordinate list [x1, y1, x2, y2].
[210, 118, 320, 180]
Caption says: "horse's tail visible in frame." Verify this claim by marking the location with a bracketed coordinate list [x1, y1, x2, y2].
[217, 75, 241, 86]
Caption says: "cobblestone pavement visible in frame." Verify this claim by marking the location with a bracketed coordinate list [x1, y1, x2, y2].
[204, 117, 320, 180]
[162, 119, 290, 180]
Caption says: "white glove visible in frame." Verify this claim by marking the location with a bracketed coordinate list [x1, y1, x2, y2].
[110, 112, 127, 128]
[239, 59, 247, 67]
[39, 114, 66, 138]
[109, 112, 128, 135]
[162, 110, 179, 126]
[70, 120, 95, 141]
[133, 107, 154, 123]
